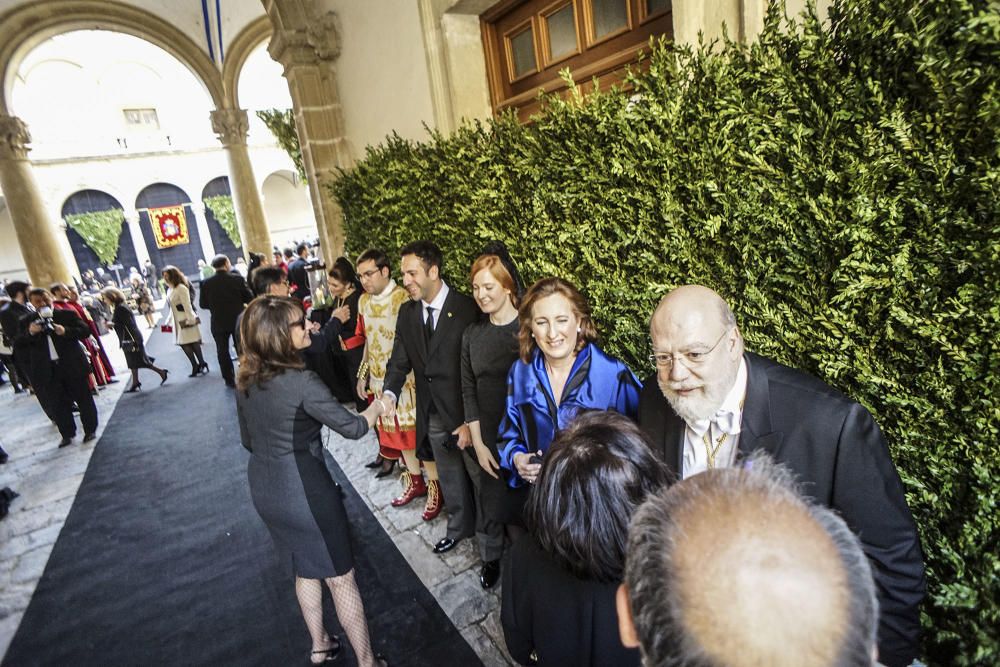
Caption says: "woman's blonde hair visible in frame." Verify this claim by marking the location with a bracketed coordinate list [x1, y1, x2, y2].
[237, 296, 305, 391]
[517, 277, 598, 363]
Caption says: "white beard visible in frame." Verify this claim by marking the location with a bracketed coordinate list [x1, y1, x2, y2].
[658, 363, 739, 425]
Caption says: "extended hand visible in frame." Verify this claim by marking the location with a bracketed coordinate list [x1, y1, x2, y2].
[453, 423, 472, 449]
[379, 392, 397, 419]
[356, 375, 368, 400]
[332, 305, 350, 323]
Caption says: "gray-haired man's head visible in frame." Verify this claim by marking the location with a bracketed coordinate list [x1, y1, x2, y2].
[617, 457, 878, 667]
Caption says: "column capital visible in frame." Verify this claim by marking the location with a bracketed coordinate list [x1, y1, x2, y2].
[0, 114, 32, 160]
[268, 8, 341, 67]
[210, 108, 250, 146]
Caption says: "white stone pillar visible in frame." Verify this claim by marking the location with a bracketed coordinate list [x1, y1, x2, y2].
[0, 114, 73, 286]
[210, 108, 272, 258]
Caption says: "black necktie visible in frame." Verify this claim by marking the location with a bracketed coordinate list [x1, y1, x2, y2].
[424, 306, 435, 340]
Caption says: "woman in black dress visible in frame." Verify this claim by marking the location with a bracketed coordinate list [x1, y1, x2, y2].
[461, 245, 523, 589]
[326, 257, 366, 411]
[501, 411, 669, 667]
[101, 287, 168, 392]
[236, 296, 388, 666]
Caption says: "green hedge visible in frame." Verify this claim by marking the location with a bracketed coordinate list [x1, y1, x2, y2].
[330, 0, 999, 662]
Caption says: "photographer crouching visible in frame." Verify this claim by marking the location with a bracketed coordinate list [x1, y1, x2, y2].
[23, 288, 99, 448]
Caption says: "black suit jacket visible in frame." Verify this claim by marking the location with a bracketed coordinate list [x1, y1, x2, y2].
[20, 309, 92, 382]
[383, 287, 479, 448]
[0, 301, 31, 350]
[638, 351, 925, 667]
[287, 258, 310, 300]
[199, 270, 253, 333]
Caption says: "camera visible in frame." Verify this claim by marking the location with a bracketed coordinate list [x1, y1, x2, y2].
[35, 306, 56, 333]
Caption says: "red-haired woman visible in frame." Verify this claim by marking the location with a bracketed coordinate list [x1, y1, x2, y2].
[460, 244, 524, 589]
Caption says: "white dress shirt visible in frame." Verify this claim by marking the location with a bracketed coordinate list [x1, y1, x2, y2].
[423, 281, 449, 330]
[681, 357, 748, 479]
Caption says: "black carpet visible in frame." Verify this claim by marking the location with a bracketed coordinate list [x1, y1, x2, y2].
[3, 318, 480, 666]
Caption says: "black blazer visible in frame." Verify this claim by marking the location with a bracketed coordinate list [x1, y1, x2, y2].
[638, 351, 925, 667]
[199, 270, 253, 332]
[20, 309, 92, 381]
[383, 286, 478, 447]
[287, 258, 310, 300]
[501, 537, 640, 667]
[0, 300, 31, 350]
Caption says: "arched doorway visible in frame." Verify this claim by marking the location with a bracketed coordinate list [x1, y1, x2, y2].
[135, 183, 204, 280]
[261, 170, 316, 249]
[61, 189, 138, 285]
[201, 176, 242, 262]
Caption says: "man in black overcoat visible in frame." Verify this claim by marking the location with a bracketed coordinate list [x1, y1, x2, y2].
[0, 281, 34, 391]
[199, 254, 253, 387]
[638, 285, 925, 667]
[22, 288, 99, 447]
[382, 241, 480, 554]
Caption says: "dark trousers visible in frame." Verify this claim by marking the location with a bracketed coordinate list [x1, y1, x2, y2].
[212, 329, 238, 382]
[428, 413, 502, 559]
[32, 364, 98, 438]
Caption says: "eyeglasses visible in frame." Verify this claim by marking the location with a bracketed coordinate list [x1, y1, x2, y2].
[649, 328, 731, 369]
[358, 269, 382, 280]
[289, 316, 306, 329]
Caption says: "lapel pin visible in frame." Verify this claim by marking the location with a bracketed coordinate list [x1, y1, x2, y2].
[447, 312, 453, 318]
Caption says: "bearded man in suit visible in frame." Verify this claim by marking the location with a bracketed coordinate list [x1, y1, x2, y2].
[637, 285, 925, 667]
[381, 240, 480, 555]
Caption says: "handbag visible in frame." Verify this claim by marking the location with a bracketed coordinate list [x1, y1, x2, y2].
[121, 324, 139, 353]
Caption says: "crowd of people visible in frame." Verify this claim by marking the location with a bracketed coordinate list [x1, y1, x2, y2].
[230, 240, 925, 667]
[0, 236, 927, 666]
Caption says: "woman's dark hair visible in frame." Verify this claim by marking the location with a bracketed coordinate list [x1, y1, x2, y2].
[161, 265, 185, 288]
[328, 256, 359, 288]
[517, 277, 599, 363]
[237, 296, 306, 391]
[252, 267, 286, 295]
[525, 410, 669, 583]
[100, 286, 126, 305]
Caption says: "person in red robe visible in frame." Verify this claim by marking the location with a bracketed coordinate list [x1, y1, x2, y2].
[52, 283, 116, 388]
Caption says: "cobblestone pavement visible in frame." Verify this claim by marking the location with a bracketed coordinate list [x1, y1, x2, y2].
[0, 325, 141, 658]
[324, 428, 517, 667]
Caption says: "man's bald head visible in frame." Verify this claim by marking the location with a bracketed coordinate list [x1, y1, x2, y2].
[619, 458, 878, 667]
[649, 285, 744, 424]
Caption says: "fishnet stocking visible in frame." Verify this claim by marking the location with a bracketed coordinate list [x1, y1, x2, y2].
[326, 569, 380, 667]
[295, 577, 337, 663]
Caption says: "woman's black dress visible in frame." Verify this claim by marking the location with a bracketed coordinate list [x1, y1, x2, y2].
[461, 318, 521, 524]
[112, 304, 153, 370]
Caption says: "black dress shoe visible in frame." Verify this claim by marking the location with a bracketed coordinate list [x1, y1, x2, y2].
[58, 437, 73, 448]
[480, 559, 501, 589]
[83, 433, 97, 443]
[432, 537, 460, 554]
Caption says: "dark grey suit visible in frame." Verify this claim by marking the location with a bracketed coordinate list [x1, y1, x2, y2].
[199, 269, 253, 383]
[638, 351, 925, 667]
[384, 286, 480, 540]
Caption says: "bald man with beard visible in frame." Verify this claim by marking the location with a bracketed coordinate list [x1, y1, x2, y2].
[617, 458, 881, 667]
[637, 285, 924, 667]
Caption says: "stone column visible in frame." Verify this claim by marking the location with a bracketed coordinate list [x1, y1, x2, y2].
[0, 114, 72, 286]
[124, 212, 151, 267]
[266, 5, 353, 265]
[209, 108, 273, 258]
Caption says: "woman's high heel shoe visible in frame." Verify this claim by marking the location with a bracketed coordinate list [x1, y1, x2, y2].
[188, 367, 200, 378]
[199, 362, 209, 375]
[126, 383, 142, 393]
[160, 369, 170, 385]
[374, 458, 397, 479]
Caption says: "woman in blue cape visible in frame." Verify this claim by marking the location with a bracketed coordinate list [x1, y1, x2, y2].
[497, 277, 641, 497]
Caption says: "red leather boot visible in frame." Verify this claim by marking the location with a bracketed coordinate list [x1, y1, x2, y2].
[391, 471, 427, 507]
[421, 479, 443, 521]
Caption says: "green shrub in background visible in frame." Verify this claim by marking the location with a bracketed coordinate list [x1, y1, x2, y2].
[330, 0, 998, 662]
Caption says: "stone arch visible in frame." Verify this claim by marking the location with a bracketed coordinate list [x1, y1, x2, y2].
[0, 0, 225, 115]
[222, 16, 274, 111]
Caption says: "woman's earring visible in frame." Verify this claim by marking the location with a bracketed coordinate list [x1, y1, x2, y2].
[577, 327, 581, 333]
